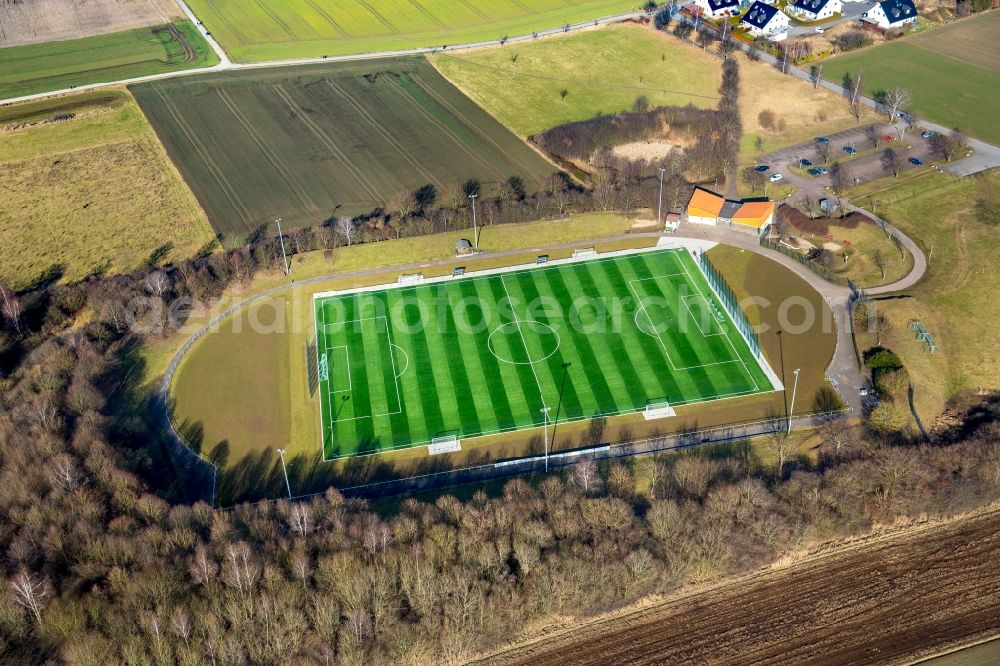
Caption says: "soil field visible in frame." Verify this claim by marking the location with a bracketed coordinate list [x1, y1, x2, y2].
[480, 508, 1000, 665]
[0, 0, 180, 47]
[822, 12, 1000, 145]
[131, 58, 556, 241]
[0, 90, 214, 290]
[0, 21, 218, 100]
[182, 0, 635, 62]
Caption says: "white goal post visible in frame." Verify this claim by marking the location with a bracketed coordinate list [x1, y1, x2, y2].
[643, 399, 676, 420]
[398, 273, 424, 286]
[428, 433, 462, 455]
[572, 247, 597, 259]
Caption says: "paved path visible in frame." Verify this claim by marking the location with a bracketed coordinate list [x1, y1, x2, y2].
[0, 7, 649, 106]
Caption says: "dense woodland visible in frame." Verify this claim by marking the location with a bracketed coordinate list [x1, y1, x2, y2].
[2, 34, 999, 663]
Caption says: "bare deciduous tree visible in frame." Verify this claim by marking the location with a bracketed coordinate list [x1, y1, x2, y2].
[882, 86, 911, 122]
[10, 570, 48, 624]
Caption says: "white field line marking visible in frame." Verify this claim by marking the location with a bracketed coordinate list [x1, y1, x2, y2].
[390, 344, 409, 378]
[321, 314, 403, 424]
[328, 346, 351, 393]
[499, 275, 548, 411]
[681, 294, 725, 338]
[677, 258, 761, 392]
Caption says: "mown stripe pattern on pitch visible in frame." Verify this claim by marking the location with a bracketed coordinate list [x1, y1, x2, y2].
[315, 249, 773, 458]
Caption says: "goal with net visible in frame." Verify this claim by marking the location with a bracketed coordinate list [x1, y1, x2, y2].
[428, 432, 461, 455]
[643, 399, 676, 420]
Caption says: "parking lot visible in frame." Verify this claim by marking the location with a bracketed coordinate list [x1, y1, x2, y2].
[756, 124, 941, 200]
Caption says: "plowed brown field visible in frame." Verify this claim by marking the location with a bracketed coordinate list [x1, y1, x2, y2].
[478, 509, 1000, 665]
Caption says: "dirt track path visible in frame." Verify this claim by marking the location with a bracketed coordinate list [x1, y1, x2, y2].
[477, 509, 1000, 666]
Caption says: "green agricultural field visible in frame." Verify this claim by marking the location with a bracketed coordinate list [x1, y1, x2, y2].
[431, 24, 722, 138]
[822, 12, 1000, 145]
[131, 58, 556, 240]
[0, 21, 218, 100]
[183, 0, 635, 62]
[314, 248, 775, 458]
[0, 90, 215, 290]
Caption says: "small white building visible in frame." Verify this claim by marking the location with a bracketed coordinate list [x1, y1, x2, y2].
[862, 0, 918, 29]
[788, 0, 843, 21]
[741, 1, 791, 37]
[692, 0, 741, 18]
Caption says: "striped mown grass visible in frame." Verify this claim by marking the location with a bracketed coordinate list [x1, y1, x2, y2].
[315, 248, 774, 458]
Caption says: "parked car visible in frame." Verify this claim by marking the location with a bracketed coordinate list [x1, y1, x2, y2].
[883, 135, 895, 142]
[769, 173, 783, 182]
[808, 167, 828, 176]
[814, 26, 825, 33]
[815, 136, 830, 144]
[799, 158, 813, 167]
[921, 130, 936, 139]
[754, 164, 770, 172]
[909, 157, 924, 166]
[843, 146, 857, 155]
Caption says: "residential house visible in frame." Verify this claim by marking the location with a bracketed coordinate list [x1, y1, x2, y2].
[861, 0, 918, 29]
[692, 0, 741, 18]
[788, 0, 843, 21]
[740, 1, 790, 37]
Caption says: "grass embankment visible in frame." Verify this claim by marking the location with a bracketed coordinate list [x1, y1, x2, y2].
[855, 170, 1000, 426]
[0, 90, 214, 290]
[183, 0, 636, 62]
[0, 21, 218, 99]
[821, 11, 1000, 145]
[164, 216, 836, 504]
[430, 23, 873, 156]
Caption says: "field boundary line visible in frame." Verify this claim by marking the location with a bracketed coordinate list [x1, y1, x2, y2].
[152, 89, 254, 226]
[499, 274, 549, 413]
[271, 82, 382, 200]
[323, 77, 439, 186]
[381, 73, 507, 182]
[410, 72, 547, 183]
[680, 252, 765, 392]
[216, 86, 323, 216]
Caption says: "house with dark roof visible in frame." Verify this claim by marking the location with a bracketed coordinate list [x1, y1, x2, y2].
[789, 0, 842, 21]
[693, 0, 741, 18]
[740, 1, 790, 37]
[862, 0, 918, 29]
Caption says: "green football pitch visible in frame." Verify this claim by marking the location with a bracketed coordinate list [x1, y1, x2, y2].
[314, 248, 776, 458]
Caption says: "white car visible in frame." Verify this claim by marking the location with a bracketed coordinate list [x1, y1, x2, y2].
[769, 173, 783, 182]
[814, 27, 825, 34]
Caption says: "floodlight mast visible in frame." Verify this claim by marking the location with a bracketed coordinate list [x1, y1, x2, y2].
[657, 167, 666, 225]
[541, 406, 552, 472]
[469, 194, 479, 250]
[276, 218, 290, 275]
[277, 448, 292, 499]
[787, 368, 801, 433]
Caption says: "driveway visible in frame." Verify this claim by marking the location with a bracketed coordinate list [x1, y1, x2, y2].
[786, 0, 872, 38]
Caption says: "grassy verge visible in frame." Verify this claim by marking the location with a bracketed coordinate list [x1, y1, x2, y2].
[855, 169, 1000, 425]
[0, 89, 214, 290]
[0, 21, 218, 99]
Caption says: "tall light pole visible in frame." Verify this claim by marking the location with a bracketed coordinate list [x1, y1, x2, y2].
[776, 330, 788, 430]
[788, 368, 800, 433]
[469, 193, 479, 250]
[277, 448, 291, 499]
[541, 406, 551, 472]
[275, 217, 290, 275]
[657, 167, 666, 226]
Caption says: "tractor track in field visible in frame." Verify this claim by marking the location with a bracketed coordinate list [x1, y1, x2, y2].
[474, 507, 1000, 666]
